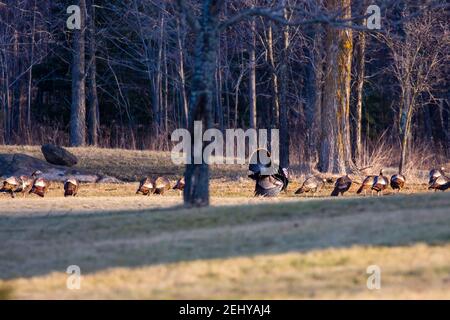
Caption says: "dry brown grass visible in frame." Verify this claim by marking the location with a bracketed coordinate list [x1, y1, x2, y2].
[1, 145, 449, 299]
[0, 192, 449, 299]
[3, 244, 449, 299]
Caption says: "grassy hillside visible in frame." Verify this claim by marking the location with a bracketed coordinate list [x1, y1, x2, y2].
[1, 192, 449, 299]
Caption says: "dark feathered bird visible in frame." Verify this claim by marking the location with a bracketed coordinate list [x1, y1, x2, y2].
[153, 176, 171, 195]
[136, 177, 155, 195]
[429, 167, 445, 184]
[254, 168, 289, 197]
[390, 174, 406, 192]
[428, 175, 449, 192]
[1, 170, 40, 198]
[331, 175, 352, 196]
[29, 173, 50, 198]
[1, 176, 21, 198]
[64, 178, 79, 197]
[295, 176, 326, 197]
[356, 175, 376, 196]
[173, 177, 185, 195]
[248, 148, 289, 197]
[372, 169, 388, 196]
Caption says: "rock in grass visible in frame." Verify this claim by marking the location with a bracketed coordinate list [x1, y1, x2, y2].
[41, 144, 78, 167]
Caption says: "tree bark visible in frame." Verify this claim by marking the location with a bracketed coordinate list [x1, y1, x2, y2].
[318, 0, 355, 174]
[267, 23, 280, 127]
[354, 30, 365, 164]
[279, 7, 289, 169]
[87, 0, 99, 146]
[248, 15, 257, 129]
[183, 0, 221, 207]
[70, 0, 86, 147]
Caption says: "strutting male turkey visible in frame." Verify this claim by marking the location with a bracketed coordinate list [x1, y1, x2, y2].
[428, 173, 449, 192]
[248, 148, 289, 197]
[429, 167, 445, 184]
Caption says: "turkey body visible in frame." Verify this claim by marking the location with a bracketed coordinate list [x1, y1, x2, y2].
[64, 179, 79, 197]
[357, 175, 376, 196]
[429, 167, 445, 184]
[154, 176, 171, 195]
[372, 169, 388, 196]
[254, 168, 289, 197]
[1, 176, 21, 198]
[390, 174, 406, 192]
[136, 177, 155, 195]
[173, 177, 185, 195]
[429, 175, 449, 191]
[331, 175, 352, 196]
[29, 177, 50, 197]
[295, 176, 325, 197]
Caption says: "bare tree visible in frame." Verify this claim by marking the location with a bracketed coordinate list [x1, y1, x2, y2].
[319, 0, 355, 174]
[382, 10, 448, 174]
[70, 0, 87, 146]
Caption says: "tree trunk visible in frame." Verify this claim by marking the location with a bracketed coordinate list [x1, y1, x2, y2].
[70, 0, 86, 147]
[183, 1, 220, 207]
[398, 84, 413, 175]
[177, 17, 189, 127]
[354, 30, 365, 165]
[267, 23, 280, 128]
[304, 26, 323, 169]
[248, 15, 257, 129]
[279, 8, 290, 169]
[318, 0, 355, 174]
[87, 0, 99, 146]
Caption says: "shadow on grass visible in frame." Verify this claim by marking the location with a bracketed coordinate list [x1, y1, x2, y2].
[0, 192, 449, 280]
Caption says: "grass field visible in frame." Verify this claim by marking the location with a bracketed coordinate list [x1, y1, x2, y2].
[0, 146, 449, 299]
[0, 192, 449, 299]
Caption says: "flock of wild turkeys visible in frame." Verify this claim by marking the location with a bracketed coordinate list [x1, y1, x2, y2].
[0, 149, 448, 199]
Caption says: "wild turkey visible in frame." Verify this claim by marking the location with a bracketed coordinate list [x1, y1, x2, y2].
[136, 177, 155, 195]
[390, 174, 406, 192]
[428, 175, 449, 192]
[64, 178, 79, 197]
[253, 168, 289, 197]
[295, 176, 326, 197]
[371, 169, 389, 196]
[331, 175, 352, 196]
[356, 175, 376, 196]
[429, 167, 445, 184]
[173, 177, 185, 194]
[1, 176, 21, 198]
[248, 148, 289, 197]
[1, 170, 40, 198]
[154, 176, 171, 195]
[29, 174, 50, 198]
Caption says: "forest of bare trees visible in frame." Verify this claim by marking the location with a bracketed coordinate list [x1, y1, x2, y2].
[0, 0, 449, 203]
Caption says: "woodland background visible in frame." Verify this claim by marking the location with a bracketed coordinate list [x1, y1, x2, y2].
[0, 0, 449, 175]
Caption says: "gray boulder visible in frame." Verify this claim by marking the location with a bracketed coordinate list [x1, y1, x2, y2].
[0, 153, 121, 183]
[41, 144, 78, 167]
